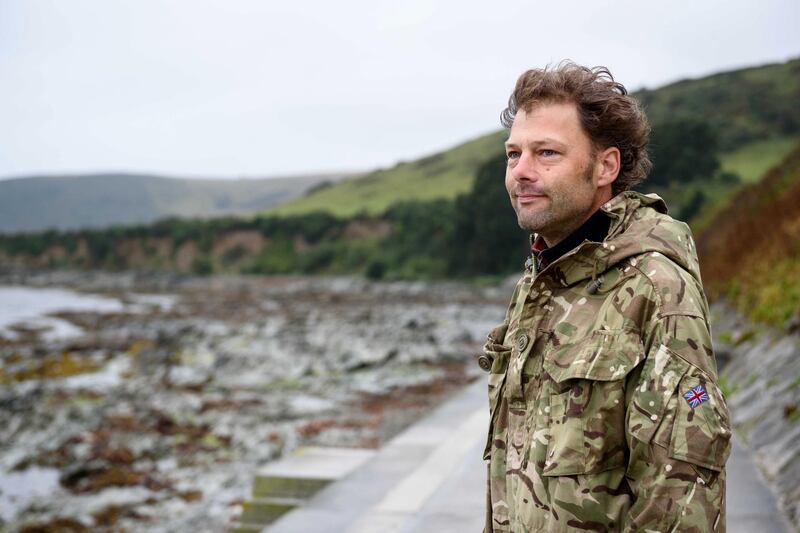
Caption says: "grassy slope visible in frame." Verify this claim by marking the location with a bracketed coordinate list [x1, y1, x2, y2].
[270, 58, 800, 217]
[689, 135, 800, 232]
[269, 131, 506, 217]
[719, 135, 800, 183]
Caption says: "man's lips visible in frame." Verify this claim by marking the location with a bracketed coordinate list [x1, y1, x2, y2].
[515, 192, 547, 205]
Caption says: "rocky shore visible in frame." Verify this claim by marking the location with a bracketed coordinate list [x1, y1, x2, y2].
[0, 271, 509, 532]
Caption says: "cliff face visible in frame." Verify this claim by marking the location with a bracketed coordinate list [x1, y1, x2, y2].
[712, 304, 800, 529]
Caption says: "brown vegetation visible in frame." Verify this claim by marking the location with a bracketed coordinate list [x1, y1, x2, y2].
[0, 352, 100, 383]
[342, 219, 392, 240]
[696, 141, 800, 325]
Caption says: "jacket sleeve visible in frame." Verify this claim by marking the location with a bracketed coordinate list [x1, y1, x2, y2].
[623, 313, 732, 532]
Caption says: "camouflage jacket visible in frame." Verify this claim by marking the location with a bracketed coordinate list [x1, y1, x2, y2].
[481, 192, 731, 532]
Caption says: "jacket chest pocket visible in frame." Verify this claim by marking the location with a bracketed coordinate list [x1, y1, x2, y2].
[483, 324, 512, 460]
[540, 329, 644, 477]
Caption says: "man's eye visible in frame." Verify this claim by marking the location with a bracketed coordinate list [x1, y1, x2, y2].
[541, 149, 557, 157]
[507, 151, 520, 159]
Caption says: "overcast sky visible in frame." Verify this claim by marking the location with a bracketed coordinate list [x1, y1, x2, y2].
[1, 0, 798, 180]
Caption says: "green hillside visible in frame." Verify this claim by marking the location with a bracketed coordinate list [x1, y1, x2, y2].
[269, 131, 505, 217]
[3, 57, 799, 285]
[637, 59, 800, 151]
[0, 173, 350, 234]
[270, 58, 800, 217]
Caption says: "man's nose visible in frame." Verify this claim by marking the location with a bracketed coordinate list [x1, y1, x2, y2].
[511, 152, 537, 182]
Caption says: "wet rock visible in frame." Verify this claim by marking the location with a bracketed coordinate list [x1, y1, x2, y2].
[60, 462, 163, 494]
[0, 273, 507, 531]
[19, 516, 90, 533]
[91, 502, 144, 528]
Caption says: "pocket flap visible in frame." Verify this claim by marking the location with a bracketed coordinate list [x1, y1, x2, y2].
[480, 323, 511, 373]
[543, 329, 644, 383]
[482, 325, 511, 461]
[486, 322, 509, 348]
[669, 374, 732, 472]
[627, 344, 692, 445]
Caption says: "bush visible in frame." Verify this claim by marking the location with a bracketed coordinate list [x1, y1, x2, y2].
[365, 260, 387, 280]
[647, 118, 721, 187]
[449, 154, 528, 275]
[191, 257, 214, 276]
[244, 239, 298, 274]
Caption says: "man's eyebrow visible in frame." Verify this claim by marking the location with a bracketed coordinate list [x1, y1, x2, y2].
[504, 137, 565, 148]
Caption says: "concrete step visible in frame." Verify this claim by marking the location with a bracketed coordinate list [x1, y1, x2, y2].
[230, 521, 271, 533]
[235, 446, 377, 529]
[238, 496, 307, 524]
[265, 379, 489, 533]
[252, 475, 330, 500]
[257, 446, 376, 492]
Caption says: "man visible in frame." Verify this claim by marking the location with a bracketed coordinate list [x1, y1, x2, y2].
[480, 62, 731, 532]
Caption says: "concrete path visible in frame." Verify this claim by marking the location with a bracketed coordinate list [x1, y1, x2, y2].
[266, 379, 793, 532]
[727, 438, 793, 533]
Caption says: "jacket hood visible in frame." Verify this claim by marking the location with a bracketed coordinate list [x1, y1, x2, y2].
[541, 191, 702, 288]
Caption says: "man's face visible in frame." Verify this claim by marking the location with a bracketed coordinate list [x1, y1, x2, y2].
[504, 101, 605, 245]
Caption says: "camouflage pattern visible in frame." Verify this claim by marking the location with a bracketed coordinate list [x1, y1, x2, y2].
[482, 191, 731, 532]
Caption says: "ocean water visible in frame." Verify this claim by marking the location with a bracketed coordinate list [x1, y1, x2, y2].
[0, 286, 124, 340]
[0, 466, 62, 522]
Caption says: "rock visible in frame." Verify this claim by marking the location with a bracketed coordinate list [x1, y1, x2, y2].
[0, 273, 507, 531]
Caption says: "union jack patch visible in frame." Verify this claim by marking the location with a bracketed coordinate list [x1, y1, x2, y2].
[683, 385, 709, 408]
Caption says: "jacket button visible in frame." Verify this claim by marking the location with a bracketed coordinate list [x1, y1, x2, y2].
[478, 355, 492, 372]
[516, 333, 529, 352]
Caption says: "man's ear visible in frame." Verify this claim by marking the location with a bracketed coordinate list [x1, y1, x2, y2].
[596, 146, 621, 187]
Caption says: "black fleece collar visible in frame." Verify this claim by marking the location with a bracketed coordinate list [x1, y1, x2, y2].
[532, 209, 611, 270]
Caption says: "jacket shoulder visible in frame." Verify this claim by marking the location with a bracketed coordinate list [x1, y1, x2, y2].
[627, 250, 716, 376]
[629, 251, 708, 319]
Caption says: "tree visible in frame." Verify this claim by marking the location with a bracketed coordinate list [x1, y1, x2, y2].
[677, 190, 707, 222]
[646, 118, 721, 187]
[449, 154, 528, 275]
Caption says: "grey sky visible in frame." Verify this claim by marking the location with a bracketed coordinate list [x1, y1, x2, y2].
[1, 0, 798, 179]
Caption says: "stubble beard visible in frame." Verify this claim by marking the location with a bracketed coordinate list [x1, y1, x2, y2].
[514, 192, 563, 234]
[513, 163, 596, 238]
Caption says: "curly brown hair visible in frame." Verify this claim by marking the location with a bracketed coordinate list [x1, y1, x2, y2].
[501, 61, 652, 194]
